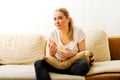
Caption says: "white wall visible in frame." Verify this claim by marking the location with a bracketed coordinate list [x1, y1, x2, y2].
[0, 0, 120, 36]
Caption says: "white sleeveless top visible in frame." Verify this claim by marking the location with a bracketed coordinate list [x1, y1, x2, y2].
[49, 27, 85, 53]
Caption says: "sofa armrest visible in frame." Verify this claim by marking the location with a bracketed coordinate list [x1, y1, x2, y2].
[108, 36, 120, 60]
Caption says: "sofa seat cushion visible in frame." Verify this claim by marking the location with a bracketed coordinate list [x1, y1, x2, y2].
[49, 72, 85, 80]
[0, 65, 85, 80]
[0, 65, 35, 80]
[87, 60, 120, 75]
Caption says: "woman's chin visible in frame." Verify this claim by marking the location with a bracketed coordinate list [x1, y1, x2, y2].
[56, 27, 61, 30]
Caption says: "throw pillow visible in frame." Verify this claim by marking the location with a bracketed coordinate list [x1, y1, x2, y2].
[45, 50, 92, 69]
[84, 28, 111, 62]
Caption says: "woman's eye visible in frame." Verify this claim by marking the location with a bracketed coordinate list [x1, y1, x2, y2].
[59, 17, 63, 20]
[54, 18, 56, 21]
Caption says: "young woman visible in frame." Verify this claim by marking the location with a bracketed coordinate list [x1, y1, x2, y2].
[34, 8, 93, 80]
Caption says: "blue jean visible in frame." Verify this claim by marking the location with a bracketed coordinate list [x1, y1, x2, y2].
[34, 59, 90, 80]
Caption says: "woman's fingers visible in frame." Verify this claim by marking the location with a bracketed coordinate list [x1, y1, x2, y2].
[48, 40, 57, 56]
[49, 40, 57, 49]
[57, 51, 66, 58]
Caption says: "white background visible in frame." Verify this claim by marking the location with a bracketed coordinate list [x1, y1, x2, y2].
[0, 0, 120, 36]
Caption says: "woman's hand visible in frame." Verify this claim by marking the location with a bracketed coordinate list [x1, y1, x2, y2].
[48, 39, 57, 56]
[57, 48, 76, 60]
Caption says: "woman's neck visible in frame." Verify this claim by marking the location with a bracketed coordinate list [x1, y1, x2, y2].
[59, 26, 69, 36]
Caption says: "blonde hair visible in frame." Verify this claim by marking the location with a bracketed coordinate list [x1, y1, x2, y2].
[55, 8, 74, 41]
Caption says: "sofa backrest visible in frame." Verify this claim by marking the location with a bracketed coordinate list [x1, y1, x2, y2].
[0, 34, 46, 65]
[108, 36, 120, 60]
[84, 28, 111, 62]
[0, 28, 116, 65]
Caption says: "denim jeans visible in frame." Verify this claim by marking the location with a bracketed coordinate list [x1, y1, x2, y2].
[34, 59, 90, 80]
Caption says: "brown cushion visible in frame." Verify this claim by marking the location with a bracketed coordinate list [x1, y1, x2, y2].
[45, 51, 91, 69]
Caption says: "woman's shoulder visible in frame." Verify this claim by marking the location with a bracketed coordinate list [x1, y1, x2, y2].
[48, 28, 58, 40]
[73, 26, 85, 42]
[74, 26, 85, 37]
[74, 26, 84, 33]
[49, 28, 58, 35]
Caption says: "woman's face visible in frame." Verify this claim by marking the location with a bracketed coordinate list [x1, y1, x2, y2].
[54, 11, 70, 30]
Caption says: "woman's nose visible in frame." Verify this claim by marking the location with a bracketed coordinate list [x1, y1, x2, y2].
[55, 20, 59, 24]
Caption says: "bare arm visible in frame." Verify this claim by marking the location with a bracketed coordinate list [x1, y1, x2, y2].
[77, 39, 86, 52]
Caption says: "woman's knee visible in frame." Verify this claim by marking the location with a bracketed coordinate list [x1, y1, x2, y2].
[34, 60, 44, 68]
[34, 60, 41, 65]
[70, 59, 90, 76]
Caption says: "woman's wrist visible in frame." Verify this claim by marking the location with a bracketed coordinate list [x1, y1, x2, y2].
[67, 51, 77, 58]
[72, 52, 77, 56]
[49, 51, 55, 56]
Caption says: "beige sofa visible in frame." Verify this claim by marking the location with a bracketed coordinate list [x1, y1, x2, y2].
[0, 28, 120, 80]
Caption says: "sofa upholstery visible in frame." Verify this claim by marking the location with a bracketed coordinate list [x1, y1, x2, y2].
[86, 36, 120, 80]
[0, 29, 119, 80]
